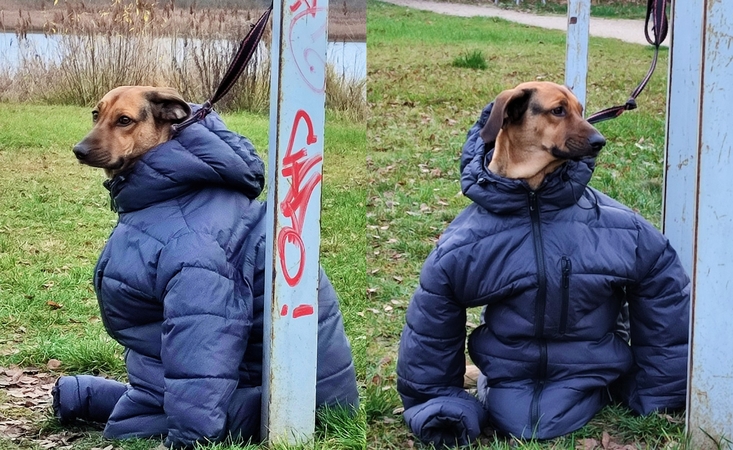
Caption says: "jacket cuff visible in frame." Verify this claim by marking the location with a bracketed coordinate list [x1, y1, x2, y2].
[403, 395, 488, 447]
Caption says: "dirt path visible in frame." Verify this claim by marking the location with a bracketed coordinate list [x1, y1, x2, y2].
[379, 0, 668, 47]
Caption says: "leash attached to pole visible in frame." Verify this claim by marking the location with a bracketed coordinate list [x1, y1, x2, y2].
[586, 0, 668, 124]
[172, 4, 273, 134]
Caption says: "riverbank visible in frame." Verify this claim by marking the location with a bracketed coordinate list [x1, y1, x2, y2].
[0, 2, 366, 41]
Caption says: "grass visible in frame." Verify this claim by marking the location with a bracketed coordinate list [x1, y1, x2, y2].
[366, 0, 683, 448]
[0, 104, 366, 449]
[430, 0, 651, 20]
[451, 50, 488, 70]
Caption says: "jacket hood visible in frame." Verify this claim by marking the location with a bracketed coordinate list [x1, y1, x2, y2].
[460, 102, 596, 214]
[104, 105, 265, 213]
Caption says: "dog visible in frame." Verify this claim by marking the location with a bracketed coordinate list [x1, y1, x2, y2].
[398, 80, 688, 444]
[479, 81, 606, 190]
[463, 81, 606, 389]
[72, 86, 190, 178]
[58, 86, 359, 448]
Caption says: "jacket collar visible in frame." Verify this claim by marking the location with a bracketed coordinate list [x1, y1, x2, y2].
[104, 106, 265, 213]
[460, 102, 596, 215]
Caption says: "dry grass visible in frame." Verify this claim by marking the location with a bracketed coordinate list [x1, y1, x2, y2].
[0, 0, 366, 40]
[0, 0, 365, 118]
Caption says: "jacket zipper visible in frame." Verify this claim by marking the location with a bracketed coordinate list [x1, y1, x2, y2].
[559, 256, 571, 335]
[528, 191, 547, 430]
[94, 265, 116, 340]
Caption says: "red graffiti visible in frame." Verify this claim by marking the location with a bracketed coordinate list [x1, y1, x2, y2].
[288, 0, 327, 92]
[292, 305, 315, 319]
[289, 0, 317, 15]
[277, 109, 322, 293]
[279, 298, 314, 319]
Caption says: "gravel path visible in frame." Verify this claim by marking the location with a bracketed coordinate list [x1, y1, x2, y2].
[379, 0, 668, 47]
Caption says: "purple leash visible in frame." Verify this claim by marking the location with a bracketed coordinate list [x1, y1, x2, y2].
[172, 3, 273, 134]
[586, 0, 669, 125]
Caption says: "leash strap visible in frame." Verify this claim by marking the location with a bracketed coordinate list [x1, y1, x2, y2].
[586, 0, 668, 125]
[172, 3, 273, 134]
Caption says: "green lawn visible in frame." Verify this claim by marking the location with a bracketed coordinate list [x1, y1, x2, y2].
[427, 0, 650, 20]
[366, 1, 684, 448]
[0, 105, 366, 450]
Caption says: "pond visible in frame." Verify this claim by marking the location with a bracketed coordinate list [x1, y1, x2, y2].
[0, 32, 366, 82]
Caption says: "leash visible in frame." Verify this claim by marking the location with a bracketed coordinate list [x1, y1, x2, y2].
[172, 3, 273, 134]
[586, 0, 669, 125]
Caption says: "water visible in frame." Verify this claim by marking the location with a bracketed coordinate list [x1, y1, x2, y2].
[0, 32, 365, 81]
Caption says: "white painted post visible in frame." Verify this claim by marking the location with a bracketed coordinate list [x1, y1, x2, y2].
[565, 0, 590, 109]
[663, 0, 733, 448]
[262, 0, 329, 444]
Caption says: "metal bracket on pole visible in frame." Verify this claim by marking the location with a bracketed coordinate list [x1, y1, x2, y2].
[262, 0, 329, 444]
[663, 0, 733, 448]
[565, 0, 590, 109]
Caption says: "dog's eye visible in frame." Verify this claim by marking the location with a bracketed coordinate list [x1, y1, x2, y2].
[551, 106, 566, 117]
[117, 116, 132, 126]
[91, 111, 99, 122]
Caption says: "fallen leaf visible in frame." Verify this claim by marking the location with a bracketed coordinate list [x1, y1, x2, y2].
[47, 359, 62, 370]
[602, 431, 611, 449]
[577, 438, 599, 450]
[47, 301, 63, 310]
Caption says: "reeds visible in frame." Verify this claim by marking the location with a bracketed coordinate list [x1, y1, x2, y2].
[0, 0, 365, 119]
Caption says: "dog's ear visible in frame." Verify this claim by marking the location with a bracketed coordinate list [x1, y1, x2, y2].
[146, 88, 191, 124]
[480, 88, 534, 144]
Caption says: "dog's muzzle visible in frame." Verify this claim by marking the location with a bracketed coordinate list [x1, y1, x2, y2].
[73, 143, 90, 161]
[588, 132, 606, 154]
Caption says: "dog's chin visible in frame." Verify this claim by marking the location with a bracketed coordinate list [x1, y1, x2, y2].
[550, 146, 601, 161]
[77, 155, 125, 171]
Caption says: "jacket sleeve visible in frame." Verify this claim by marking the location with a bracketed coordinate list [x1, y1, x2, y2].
[396, 250, 487, 447]
[620, 218, 690, 415]
[155, 232, 252, 449]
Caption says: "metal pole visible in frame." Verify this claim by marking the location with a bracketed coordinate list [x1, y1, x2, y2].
[565, 0, 590, 109]
[663, 0, 733, 448]
[262, 0, 329, 444]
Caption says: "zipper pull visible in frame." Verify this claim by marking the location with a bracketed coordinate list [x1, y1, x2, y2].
[562, 257, 571, 288]
[528, 191, 537, 211]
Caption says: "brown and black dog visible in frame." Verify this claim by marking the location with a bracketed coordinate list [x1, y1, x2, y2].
[479, 81, 606, 190]
[464, 81, 606, 388]
[73, 86, 191, 177]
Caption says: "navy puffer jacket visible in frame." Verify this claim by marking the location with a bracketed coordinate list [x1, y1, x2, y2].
[53, 108, 358, 448]
[397, 103, 689, 444]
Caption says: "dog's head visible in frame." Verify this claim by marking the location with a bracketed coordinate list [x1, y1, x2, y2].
[480, 81, 606, 161]
[73, 86, 191, 178]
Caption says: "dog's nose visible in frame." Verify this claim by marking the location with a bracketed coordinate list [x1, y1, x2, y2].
[73, 144, 89, 160]
[588, 133, 606, 152]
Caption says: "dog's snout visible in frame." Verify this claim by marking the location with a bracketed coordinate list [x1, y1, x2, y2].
[73, 143, 89, 160]
[588, 133, 606, 152]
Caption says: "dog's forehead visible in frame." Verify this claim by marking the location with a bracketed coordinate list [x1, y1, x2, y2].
[537, 86, 573, 104]
[514, 82, 577, 104]
[96, 86, 149, 115]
